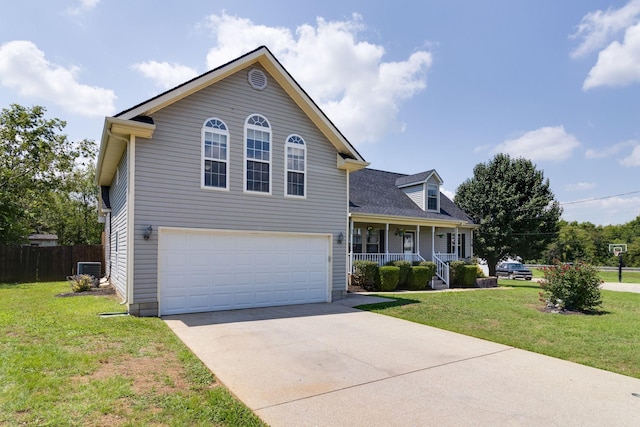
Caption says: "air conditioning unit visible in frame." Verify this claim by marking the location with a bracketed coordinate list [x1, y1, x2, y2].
[77, 262, 101, 278]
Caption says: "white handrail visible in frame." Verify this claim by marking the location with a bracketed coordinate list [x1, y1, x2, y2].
[432, 253, 449, 288]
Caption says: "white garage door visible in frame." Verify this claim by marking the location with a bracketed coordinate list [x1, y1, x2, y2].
[158, 228, 330, 315]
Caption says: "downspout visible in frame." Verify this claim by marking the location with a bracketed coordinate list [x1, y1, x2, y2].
[125, 135, 136, 308]
[106, 130, 134, 307]
[346, 170, 351, 288]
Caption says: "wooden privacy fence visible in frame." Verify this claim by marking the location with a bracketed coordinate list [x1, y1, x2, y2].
[0, 245, 104, 283]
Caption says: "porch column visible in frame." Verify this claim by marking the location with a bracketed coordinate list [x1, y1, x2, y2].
[455, 227, 459, 259]
[470, 229, 474, 258]
[416, 225, 420, 260]
[431, 226, 435, 260]
[385, 223, 389, 254]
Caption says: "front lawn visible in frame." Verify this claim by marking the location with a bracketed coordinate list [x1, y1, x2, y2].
[360, 280, 640, 379]
[0, 281, 264, 426]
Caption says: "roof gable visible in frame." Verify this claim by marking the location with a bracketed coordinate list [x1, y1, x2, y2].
[115, 45, 365, 163]
[395, 170, 443, 188]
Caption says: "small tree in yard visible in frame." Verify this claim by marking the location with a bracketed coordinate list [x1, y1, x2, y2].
[539, 262, 603, 312]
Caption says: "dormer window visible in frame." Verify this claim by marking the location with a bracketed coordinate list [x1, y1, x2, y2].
[396, 170, 443, 212]
[427, 184, 439, 211]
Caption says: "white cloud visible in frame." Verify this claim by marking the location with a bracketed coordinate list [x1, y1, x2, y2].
[562, 195, 640, 225]
[66, 0, 99, 16]
[583, 22, 640, 89]
[492, 126, 580, 162]
[570, 0, 640, 58]
[200, 12, 432, 145]
[585, 140, 636, 158]
[131, 61, 199, 90]
[441, 188, 455, 201]
[621, 144, 640, 166]
[564, 182, 596, 191]
[0, 40, 116, 117]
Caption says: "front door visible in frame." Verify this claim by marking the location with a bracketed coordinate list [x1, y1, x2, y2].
[403, 231, 415, 261]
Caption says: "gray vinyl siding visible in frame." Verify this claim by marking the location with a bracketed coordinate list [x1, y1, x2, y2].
[109, 151, 128, 297]
[402, 185, 424, 210]
[132, 66, 348, 304]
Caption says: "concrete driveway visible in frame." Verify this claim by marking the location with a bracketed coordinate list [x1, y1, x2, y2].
[164, 296, 640, 426]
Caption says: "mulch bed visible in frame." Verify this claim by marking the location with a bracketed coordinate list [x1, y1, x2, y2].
[56, 284, 116, 298]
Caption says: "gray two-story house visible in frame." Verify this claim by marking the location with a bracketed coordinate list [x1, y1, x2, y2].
[96, 46, 368, 316]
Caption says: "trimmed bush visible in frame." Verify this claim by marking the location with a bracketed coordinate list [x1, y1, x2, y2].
[539, 262, 602, 312]
[418, 261, 436, 277]
[352, 260, 380, 290]
[460, 265, 478, 287]
[392, 260, 413, 288]
[449, 260, 466, 287]
[409, 266, 431, 290]
[378, 266, 400, 291]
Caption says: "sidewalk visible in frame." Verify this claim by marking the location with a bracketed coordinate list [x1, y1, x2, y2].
[600, 282, 640, 294]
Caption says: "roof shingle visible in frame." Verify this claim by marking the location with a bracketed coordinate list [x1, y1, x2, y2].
[349, 168, 474, 224]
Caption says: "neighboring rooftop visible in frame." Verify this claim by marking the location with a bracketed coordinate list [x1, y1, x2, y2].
[349, 168, 474, 224]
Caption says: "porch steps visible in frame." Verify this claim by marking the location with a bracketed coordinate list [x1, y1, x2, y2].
[431, 277, 448, 290]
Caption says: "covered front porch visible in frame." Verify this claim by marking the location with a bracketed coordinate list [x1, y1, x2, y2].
[348, 217, 472, 288]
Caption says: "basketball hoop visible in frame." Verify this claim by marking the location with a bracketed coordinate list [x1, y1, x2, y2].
[608, 243, 627, 256]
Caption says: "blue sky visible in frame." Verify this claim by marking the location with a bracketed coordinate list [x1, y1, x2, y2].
[1, 0, 639, 225]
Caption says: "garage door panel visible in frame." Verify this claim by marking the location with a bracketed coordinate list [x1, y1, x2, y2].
[159, 230, 330, 315]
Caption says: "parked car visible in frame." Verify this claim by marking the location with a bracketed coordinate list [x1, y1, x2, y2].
[496, 262, 533, 280]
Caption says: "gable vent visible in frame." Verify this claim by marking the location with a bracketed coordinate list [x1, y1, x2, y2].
[248, 68, 267, 90]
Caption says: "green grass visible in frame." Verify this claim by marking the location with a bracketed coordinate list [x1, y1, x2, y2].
[360, 280, 640, 379]
[531, 268, 640, 283]
[0, 282, 265, 427]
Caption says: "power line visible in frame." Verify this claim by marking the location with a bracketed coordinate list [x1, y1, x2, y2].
[560, 190, 640, 206]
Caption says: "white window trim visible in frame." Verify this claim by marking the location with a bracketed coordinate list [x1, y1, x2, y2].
[243, 114, 272, 195]
[427, 183, 440, 212]
[201, 118, 230, 191]
[284, 134, 307, 199]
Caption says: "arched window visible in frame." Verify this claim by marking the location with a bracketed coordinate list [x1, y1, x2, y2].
[244, 114, 271, 193]
[285, 134, 306, 197]
[202, 118, 229, 189]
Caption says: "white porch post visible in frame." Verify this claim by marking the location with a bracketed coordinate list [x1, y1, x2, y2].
[470, 229, 474, 258]
[431, 226, 435, 260]
[416, 225, 420, 260]
[385, 223, 389, 265]
[455, 227, 459, 259]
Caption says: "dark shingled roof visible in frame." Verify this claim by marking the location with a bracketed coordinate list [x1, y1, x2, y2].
[349, 168, 474, 224]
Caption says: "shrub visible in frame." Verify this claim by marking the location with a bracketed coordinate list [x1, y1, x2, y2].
[352, 261, 380, 290]
[409, 266, 431, 290]
[460, 265, 478, 287]
[418, 261, 436, 279]
[449, 260, 466, 286]
[68, 274, 97, 293]
[378, 266, 400, 291]
[539, 262, 603, 312]
[392, 260, 413, 288]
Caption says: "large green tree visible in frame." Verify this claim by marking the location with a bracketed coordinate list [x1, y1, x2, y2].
[455, 154, 562, 276]
[0, 104, 95, 244]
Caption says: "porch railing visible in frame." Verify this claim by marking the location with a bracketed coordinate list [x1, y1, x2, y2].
[351, 253, 425, 269]
[432, 253, 450, 288]
[434, 252, 458, 262]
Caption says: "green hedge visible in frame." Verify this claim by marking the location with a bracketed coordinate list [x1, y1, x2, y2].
[352, 260, 380, 290]
[391, 260, 413, 288]
[378, 266, 400, 291]
[409, 266, 432, 290]
[449, 261, 480, 287]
